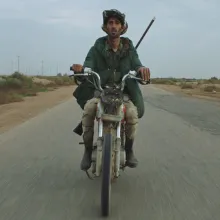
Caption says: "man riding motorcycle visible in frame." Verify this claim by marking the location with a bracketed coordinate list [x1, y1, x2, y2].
[71, 9, 150, 171]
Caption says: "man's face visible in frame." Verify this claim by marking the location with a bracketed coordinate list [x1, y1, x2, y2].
[106, 17, 123, 38]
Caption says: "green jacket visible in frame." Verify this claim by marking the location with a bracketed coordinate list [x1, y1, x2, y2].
[73, 36, 145, 118]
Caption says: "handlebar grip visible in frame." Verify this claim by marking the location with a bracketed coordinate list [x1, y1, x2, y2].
[139, 79, 150, 85]
[69, 66, 85, 73]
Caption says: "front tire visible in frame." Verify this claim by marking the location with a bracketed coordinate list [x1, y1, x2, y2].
[101, 133, 112, 216]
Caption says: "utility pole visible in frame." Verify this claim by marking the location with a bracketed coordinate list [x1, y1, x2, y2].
[41, 60, 44, 75]
[17, 56, 20, 72]
[11, 60, 14, 73]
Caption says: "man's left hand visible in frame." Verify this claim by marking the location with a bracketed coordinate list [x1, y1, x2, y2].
[137, 67, 150, 81]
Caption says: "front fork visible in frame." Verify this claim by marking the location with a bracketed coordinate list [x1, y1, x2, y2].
[95, 120, 103, 177]
[93, 102, 125, 178]
[94, 120, 124, 178]
[115, 123, 122, 177]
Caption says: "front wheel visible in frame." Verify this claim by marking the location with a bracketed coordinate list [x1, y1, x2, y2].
[101, 133, 113, 216]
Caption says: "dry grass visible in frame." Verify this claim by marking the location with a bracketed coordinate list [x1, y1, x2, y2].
[152, 76, 220, 99]
[152, 77, 220, 89]
[202, 85, 220, 92]
[180, 83, 195, 89]
[151, 77, 220, 86]
[0, 72, 75, 105]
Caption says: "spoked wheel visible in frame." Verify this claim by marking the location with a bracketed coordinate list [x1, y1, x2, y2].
[101, 133, 113, 217]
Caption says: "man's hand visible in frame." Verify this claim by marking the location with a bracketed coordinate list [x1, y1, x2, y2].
[71, 64, 83, 72]
[137, 67, 150, 81]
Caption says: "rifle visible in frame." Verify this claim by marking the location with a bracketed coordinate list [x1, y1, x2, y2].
[135, 17, 156, 49]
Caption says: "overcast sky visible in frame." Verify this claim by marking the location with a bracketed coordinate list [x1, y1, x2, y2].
[0, 0, 219, 78]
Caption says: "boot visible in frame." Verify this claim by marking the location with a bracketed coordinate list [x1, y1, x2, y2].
[73, 121, 83, 136]
[125, 138, 138, 168]
[80, 147, 92, 171]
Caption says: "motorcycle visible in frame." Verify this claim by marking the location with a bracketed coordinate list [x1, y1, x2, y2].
[69, 67, 150, 216]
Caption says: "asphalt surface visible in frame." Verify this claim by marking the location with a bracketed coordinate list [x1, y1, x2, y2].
[0, 85, 220, 220]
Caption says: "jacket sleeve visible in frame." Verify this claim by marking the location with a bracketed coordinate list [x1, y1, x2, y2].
[83, 46, 95, 69]
[73, 46, 96, 83]
[129, 40, 144, 72]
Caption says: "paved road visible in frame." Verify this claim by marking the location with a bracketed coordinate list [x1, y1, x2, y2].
[0, 86, 220, 220]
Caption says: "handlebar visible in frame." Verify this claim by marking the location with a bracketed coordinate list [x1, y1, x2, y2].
[70, 66, 74, 71]
[69, 67, 150, 91]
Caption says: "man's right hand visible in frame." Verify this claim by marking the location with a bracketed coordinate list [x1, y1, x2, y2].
[71, 64, 83, 72]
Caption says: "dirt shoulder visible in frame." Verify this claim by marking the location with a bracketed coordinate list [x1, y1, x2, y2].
[154, 84, 220, 102]
[0, 86, 76, 134]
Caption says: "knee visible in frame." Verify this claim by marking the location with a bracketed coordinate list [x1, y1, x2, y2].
[84, 98, 99, 116]
[84, 98, 98, 113]
[125, 102, 138, 125]
[82, 98, 99, 126]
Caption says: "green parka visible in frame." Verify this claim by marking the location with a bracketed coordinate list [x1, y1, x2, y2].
[73, 35, 146, 118]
